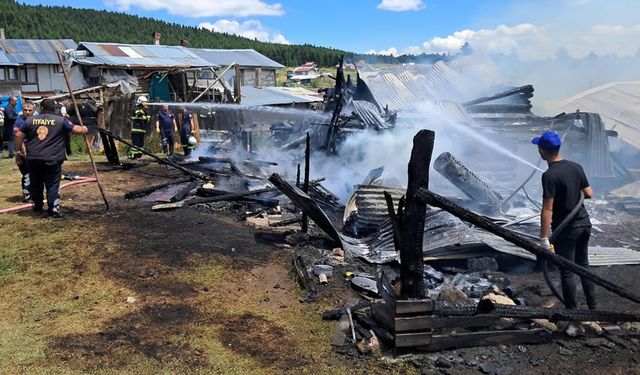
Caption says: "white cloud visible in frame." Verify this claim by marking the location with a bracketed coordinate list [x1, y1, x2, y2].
[416, 22, 640, 60]
[377, 0, 424, 12]
[199, 20, 290, 44]
[366, 47, 399, 56]
[404, 46, 423, 55]
[106, 0, 284, 17]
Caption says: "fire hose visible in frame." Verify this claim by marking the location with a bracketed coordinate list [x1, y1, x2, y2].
[0, 177, 97, 215]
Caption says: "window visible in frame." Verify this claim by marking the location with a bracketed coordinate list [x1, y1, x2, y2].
[52, 65, 62, 74]
[8, 68, 17, 81]
[19, 64, 37, 84]
[0, 68, 5, 81]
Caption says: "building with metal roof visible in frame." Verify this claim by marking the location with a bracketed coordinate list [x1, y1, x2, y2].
[75, 42, 215, 69]
[188, 48, 283, 87]
[0, 39, 78, 95]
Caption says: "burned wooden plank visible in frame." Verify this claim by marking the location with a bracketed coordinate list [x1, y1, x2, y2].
[395, 315, 502, 332]
[372, 302, 395, 331]
[171, 181, 198, 202]
[395, 300, 435, 315]
[400, 130, 435, 298]
[478, 301, 640, 322]
[395, 332, 432, 348]
[268, 173, 342, 244]
[418, 328, 552, 352]
[124, 177, 192, 199]
[416, 188, 640, 305]
[352, 313, 395, 343]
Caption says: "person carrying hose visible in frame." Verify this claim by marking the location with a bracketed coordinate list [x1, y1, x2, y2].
[533, 131, 597, 310]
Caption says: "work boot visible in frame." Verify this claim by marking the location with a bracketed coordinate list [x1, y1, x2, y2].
[48, 206, 63, 219]
[33, 205, 43, 215]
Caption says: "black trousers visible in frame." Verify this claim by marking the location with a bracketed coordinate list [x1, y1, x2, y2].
[27, 160, 62, 214]
[130, 131, 145, 158]
[161, 130, 175, 155]
[180, 127, 194, 156]
[18, 161, 30, 200]
[553, 226, 597, 309]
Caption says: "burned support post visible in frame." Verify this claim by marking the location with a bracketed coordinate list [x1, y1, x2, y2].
[400, 130, 435, 299]
[302, 132, 311, 232]
[416, 188, 640, 305]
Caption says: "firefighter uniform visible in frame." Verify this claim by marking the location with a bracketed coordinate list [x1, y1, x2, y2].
[180, 109, 195, 156]
[129, 102, 150, 159]
[18, 113, 76, 216]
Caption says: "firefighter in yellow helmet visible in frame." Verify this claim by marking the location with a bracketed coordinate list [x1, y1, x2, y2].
[128, 96, 150, 159]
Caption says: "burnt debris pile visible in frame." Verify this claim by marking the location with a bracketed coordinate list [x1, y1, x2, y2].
[105, 55, 640, 358]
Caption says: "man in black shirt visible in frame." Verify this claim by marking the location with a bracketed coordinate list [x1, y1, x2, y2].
[532, 131, 597, 309]
[14, 99, 87, 218]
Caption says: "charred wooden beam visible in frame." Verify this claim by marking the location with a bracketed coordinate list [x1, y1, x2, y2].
[478, 300, 640, 322]
[269, 173, 341, 244]
[172, 181, 199, 202]
[384, 191, 403, 253]
[417, 329, 551, 352]
[269, 216, 303, 227]
[416, 188, 640, 305]
[124, 177, 192, 199]
[399, 130, 435, 298]
[462, 85, 534, 107]
[302, 132, 311, 232]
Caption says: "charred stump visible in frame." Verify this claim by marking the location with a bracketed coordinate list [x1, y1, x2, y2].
[399, 130, 435, 299]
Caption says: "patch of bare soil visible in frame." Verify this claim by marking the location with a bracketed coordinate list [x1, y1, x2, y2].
[218, 313, 312, 371]
[49, 304, 208, 369]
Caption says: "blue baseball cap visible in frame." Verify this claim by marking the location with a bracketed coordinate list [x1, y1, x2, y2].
[532, 131, 561, 150]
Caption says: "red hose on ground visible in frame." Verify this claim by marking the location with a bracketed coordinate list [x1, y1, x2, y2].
[0, 177, 97, 214]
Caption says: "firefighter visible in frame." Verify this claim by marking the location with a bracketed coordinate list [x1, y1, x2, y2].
[128, 96, 150, 159]
[179, 106, 196, 157]
[155, 104, 178, 156]
[14, 99, 88, 218]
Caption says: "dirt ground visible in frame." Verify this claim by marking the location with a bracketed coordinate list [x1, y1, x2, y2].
[1, 156, 640, 374]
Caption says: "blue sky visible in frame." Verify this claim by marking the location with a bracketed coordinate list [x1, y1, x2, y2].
[21, 0, 640, 59]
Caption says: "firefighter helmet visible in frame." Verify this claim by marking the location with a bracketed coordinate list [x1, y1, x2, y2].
[136, 96, 148, 106]
[188, 135, 197, 146]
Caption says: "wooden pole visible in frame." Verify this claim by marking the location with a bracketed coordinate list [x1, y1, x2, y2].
[56, 51, 110, 211]
[399, 130, 435, 298]
[191, 63, 236, 103]
[301, 132, 311, 232]
[416, 188, 640, 305]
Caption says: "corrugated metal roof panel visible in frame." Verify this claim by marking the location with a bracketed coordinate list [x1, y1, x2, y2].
[240, 85, 322, 106]
[0, 49, 19, 66]
[188, 48, 284, 69]
[0, 39, 77, 64]
[552, 81, 640, 149]
[342, 208, 640, 266]
[77, 42, 215, 68]
[358, 54, 502, 111]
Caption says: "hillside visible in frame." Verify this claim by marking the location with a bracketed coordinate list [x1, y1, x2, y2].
[0, 0, 446, 67]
